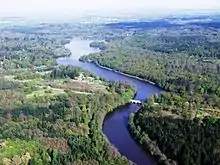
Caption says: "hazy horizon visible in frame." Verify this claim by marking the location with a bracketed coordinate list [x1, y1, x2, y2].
[0, 0, 219, 19]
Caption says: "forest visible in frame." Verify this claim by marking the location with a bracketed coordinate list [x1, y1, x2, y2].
[1, 16, 220, 165]
[80, 21, 220, 164]
[129, 98, 220, 165]
[0, 24, 135, 165]
[80, 25, 220, 109]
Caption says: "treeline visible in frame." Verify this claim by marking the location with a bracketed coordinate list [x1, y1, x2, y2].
[129, 28, 220, 59]
[50, 66, 94, 79]
[89, 41, 108, 50]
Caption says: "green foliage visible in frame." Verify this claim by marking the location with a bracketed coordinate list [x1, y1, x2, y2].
[81, 21, 220, 165]
[130, 107, 220, 165]
[0, 60, 134, 164]
[90, 41, 108, 50]
[0, 139, 51, 165]
[0, 23, 136, 165]
[82, 28, 220, 109]
[0, 30, 71, 70]
[50, 65, 93, 79]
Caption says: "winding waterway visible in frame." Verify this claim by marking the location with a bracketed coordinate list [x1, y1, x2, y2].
[57, 39, 162, 165]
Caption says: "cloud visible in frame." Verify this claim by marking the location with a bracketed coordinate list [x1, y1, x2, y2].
[0, 0, 219, 16]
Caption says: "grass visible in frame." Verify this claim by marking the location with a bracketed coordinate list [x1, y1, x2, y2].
[4, 75, 15, 81]
[4, 75, 100, 100]
[122, 89, 135, 100]
[50, 77, 108, 94]
[0, 139, 40, 159]
[3, 72, 108, 102]
[26, 87, 65, 99]
[4, 75, 44, 84]
[53, 78, 71, 84]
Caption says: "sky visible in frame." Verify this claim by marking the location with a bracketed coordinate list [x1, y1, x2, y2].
[0, 0, 219, 17]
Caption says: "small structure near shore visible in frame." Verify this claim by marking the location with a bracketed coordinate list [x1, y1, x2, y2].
[130, 99, 142, 104]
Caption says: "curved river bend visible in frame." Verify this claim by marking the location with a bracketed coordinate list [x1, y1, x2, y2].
[57, 39, 162, 165]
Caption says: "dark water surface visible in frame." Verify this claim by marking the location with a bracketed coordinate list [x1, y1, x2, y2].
[57, 39, 162, 165]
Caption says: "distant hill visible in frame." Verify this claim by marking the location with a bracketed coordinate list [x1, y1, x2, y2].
[105, 14, 220, 29]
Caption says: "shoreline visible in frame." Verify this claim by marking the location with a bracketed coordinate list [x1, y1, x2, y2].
[128, 112, 176, 165]
[60, 41, 138, 164]
[65, 39, 159, 89]
[100, 103, 136, 165]
[90, 61, 164, 164]
[80, 59, 164, 90]
[95, 62, 156, 85]
[84, 61, 164, 91]
[61, 39, 160, 165]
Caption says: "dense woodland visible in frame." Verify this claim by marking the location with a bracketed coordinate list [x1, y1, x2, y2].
[1, 16, 220, 165]
[80, 21, 220, 164]
[80, 26, 220, 109]
[0, 24, 135, 165]
[0, 29, 72, 70]
[129, 98, 220, 165]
